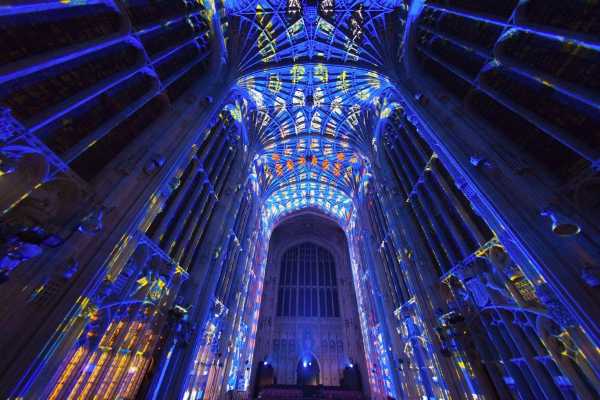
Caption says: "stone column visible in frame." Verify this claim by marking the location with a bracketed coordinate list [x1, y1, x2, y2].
[371, 158, 466, 399]
[150, 147, 250, 400]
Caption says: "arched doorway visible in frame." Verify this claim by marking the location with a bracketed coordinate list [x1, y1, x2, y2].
[297, 356, 320, 386]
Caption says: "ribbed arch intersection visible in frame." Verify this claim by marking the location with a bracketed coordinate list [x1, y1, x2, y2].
[219, 0, 408, 227]
[237, 64, 396, 227]
[224, 0, 405, 73]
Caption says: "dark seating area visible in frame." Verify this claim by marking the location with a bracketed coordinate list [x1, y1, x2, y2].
[257, 385, 365, 400]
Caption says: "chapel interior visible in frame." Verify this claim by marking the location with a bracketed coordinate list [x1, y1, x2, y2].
[0, 1, 599, 399]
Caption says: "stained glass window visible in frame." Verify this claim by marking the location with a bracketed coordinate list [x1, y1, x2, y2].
[277, 242, 340, 318]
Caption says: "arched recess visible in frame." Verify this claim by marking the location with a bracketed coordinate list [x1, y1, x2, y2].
[251, 209, 370, 391]
[297, 355, 320, 386]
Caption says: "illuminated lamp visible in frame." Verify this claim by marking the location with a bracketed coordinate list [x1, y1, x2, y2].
[540, 208, 581, 236]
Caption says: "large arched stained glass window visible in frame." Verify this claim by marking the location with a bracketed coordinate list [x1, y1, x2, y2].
[277, 242, 340, 318]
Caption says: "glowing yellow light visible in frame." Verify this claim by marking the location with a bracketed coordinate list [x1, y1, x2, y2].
[290, 64, 305, 84]
[268, 74, 282, 93]
[314, 64, 329, 83]
[337, 71, 351, 93]
[287, 18, 304, 38]
[356, 88, 372, 100]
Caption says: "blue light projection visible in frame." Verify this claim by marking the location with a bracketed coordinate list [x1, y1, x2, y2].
[261, 179, 354, 225]
[236, 63, 393, 226]
[217, 2, 406, 396]
[225, 0, 404, 73]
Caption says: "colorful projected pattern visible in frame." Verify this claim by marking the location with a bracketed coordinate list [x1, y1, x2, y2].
[237, 63, 393, 225]
[225, 0, 403, 73]
[221, 4, 404, 396]
[262, 179, 353, 224]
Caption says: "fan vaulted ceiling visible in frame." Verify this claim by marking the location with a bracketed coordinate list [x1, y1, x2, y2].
[222, 0, 406, 225]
